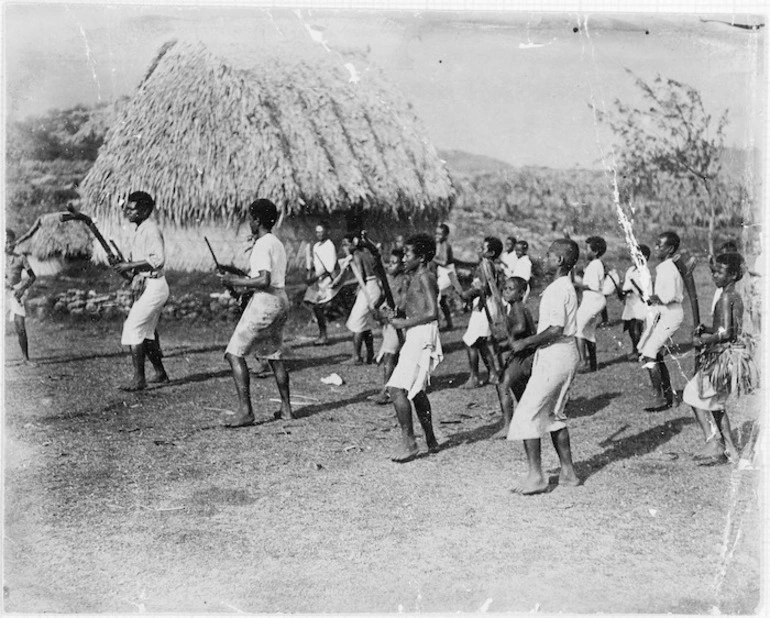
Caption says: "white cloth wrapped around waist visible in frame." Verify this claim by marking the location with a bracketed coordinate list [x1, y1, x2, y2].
[386, 321, 443, 400]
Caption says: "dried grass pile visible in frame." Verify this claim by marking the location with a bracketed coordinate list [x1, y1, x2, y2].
[79, 40, 454, 271]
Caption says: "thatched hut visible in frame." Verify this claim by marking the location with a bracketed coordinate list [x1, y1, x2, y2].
[14, 213, 92, 276]
[78, 40, 454, 272]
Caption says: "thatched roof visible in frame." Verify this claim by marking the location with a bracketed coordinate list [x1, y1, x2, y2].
[14, 213, 92, 260]
[79, 40, 454, 227]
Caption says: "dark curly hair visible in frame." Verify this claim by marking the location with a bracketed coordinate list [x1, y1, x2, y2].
[586, 235, 607, 258]
[405, 233, 436, 262]
[249, 198, 279, 229]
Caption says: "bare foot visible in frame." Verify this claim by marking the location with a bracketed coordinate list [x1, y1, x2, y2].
[558, 469, 582, 487]
[368, 392, 391, 405]
[511, 474, 549, 495]
[490, 425, 510, 440]
[313, 337, 329, 346]
[225, 413, 255, 428]
[273, 406, 295, 420]
[724, 442, 739, 464]
[693, 437, 725, 461]
[488, 373, 500, 386]
[119, 380, 146, 392]
[147, 372, 170, 384]
[342, 356, 364, 366]
[391, 439, 419, 463]
[460, 376, 482, 389]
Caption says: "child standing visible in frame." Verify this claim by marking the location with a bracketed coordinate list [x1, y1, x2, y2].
[220, 199, 292, 427]
[341, 233, 382, 365]
[460, 236, 504, 388]
[433, 223, 462, 331]
[638, 231, 684, 411]
[493, 276, 536, 439]
[383, 233, 443, 463]
[500, 236, 518, 278]
[575, 236, 607, 372]
[507, 239, 582, 495]
[620, 244, 652, 361]
[683, 252, 748, 465]
[369, 247, 410, 406]
[5, 229, 37, 364]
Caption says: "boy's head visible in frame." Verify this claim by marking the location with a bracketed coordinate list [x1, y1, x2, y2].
[6, 229, 16, 253]
[387, 247, 405, 274]
[404, 233, 436, 271]
[123, 190, 155, 224]
[514, 240, 529, 258]
[249, 198, 279, 232]
[315, 220, 330, 242]
[638, 244, 651, 261]
[504, 236, 517, 253]
[483, 236, 503, 260]
[546, 239, 579, 273]
[655, 231, 680, 259]
[585, 236, 607, 259]
[341, 232, 360, 255]
[718, 239, 739, 255]
[502, 276, 529, 303]
[434, 223, 450, 243]
[394, 234, 405, 249]
[712, 252, 744, 286]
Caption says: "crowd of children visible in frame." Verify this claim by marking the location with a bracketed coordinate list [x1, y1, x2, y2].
[7, 205, 758, 489]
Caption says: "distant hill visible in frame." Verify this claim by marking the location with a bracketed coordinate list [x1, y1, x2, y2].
[438, 149, 517, 177]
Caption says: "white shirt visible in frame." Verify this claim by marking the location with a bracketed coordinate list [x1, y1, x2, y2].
[311, 239, 337, 277]
[500, 251, 518, 277]
[130, 218, 165, 276]
[512, 255, 532, 281]
[654, 259, 684, 306]
[582, 258, 605, 293]
[250, 233, 287, 289]
[537, 274, 578, 338]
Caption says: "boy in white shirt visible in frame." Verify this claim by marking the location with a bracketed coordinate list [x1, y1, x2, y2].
[575, 236, 607, 372]
[220, 199, 292, 427]
[638, 231, 684, 411]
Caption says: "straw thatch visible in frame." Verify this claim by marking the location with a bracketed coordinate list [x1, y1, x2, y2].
[79, 40, 454, 271]
[14, 213, 92, 261]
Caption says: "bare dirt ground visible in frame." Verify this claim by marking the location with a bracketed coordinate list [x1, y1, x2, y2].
[3, 296, 762, 614]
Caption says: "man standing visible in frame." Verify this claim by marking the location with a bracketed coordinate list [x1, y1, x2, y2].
[303, 221, 340, 346]
[112, 191, 170, 391]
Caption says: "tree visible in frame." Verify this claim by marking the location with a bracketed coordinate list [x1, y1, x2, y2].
[595, 71, 729, 256]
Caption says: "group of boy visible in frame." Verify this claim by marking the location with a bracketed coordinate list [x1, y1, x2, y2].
[8, 196, 751, 481]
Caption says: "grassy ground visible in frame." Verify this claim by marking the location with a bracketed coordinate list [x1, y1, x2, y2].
[3, 268, 761, 613]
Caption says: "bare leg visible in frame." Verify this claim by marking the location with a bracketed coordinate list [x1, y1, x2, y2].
[577, 337, 588, 368]
[371, 354, 396, 404]
[120, 344, 147, 391]
[269, 359, 294, 420]
[461, 345, 483, 388]
[439, 295, 453, 330]
[480, 339, 500, 384]
[643, 359, 669, 410]
[586, 341, 597, 372]
[551, 427, 581, 486]
[493, 365, 515, 439]
[145, 337, 169, 383]
[388, 386, 419, 462]
[713, 410, 738, 462]
[349, 332, 365, 363]
[13, 315, 30, 362]
[629, 320, 643, 356]
[312, 305, 328, 344]
[511, 439, 549, 495]
[659, 359, 674, 405]
[413, 391, 439, 453]
[224, 352, 254, 427]
[363, 330, 374, 364]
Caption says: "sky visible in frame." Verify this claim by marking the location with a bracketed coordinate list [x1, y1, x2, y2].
[3, 3, 766, 170]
